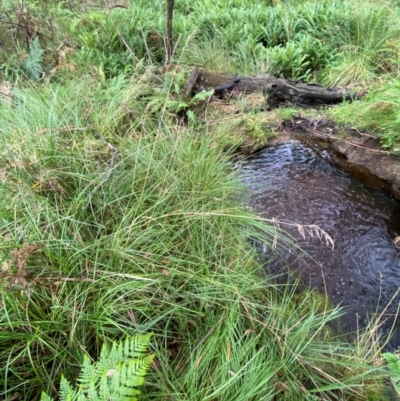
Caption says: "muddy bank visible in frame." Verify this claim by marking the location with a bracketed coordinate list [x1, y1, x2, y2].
[239, 116, 400, 200]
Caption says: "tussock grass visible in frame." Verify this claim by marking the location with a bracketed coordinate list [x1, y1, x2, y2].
[0, 75, 387, 400]
[1, 0, 399, 399]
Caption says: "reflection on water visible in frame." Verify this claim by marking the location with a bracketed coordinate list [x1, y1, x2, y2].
[241, 141, 400, 347]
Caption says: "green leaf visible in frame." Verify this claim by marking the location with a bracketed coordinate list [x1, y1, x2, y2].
[98, 66, 106, 82]
[40, 392, 54, 401]
[47, 335, 153, 401]
[192, 90, 214, 102]
[186, 110, 196, 123]
[22, 38, 44, 80]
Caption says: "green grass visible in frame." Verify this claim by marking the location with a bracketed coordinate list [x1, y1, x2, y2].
[1, 0, 399, 400]
[327, 77, 400, 150]
[0, 71, 389, 401]
[2, 0, 399, 149]
[4, 0, 399, 82]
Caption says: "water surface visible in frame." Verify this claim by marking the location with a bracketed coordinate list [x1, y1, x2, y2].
[241, 141, 400, 346]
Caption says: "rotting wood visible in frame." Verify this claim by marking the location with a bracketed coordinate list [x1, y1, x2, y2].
[182, 66, 199, 97]
[187, 68, 363, 106]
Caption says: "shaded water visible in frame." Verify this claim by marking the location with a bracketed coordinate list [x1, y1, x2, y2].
[241, 140, 400, 347]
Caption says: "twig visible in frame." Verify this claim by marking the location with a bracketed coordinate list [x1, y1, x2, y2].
[353, 128, 375, 138]
[34, 276, 95, 283]
[0, 273, 95, 284]
[95, 132, 119, 178]
[95, 270, 155, 281]
[170, 32, 182, 63]
[342, 139, 388, 153]
[140, 27, 154, 66]
[35, 125, 92, 135]
[310, 129, 389, 154]
[108, 2, 127, 8]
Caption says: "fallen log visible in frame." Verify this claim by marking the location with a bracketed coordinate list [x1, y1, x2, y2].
[189, 68, 363, 107]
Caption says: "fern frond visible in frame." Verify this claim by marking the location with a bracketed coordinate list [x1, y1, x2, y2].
[122, 354, 156, 388]
[40, 392, 54, 401]
[116, 354, 155, 400]
[98, 341, 117, 375]
[125, 333, 153, 359]
[41, 334, 154, 401]
[60, 375, 79, 401]
[78, 354, 96, 391]
[22, 38, 44, 80]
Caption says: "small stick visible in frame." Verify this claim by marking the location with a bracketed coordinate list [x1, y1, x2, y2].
[141, 27, 154, 66]
[34, 276, 95, 283]
[35, 125, 92, 135]
[309, 129, 389, 154]
[171, 32, 182, 63]
[95, 132, 119, 169]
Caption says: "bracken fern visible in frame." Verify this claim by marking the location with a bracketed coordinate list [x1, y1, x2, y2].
[40, 334, 154, 401]
[22, 37, 44, 80]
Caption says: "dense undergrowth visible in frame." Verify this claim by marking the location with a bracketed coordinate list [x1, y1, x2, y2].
[1, 0, 400, 400]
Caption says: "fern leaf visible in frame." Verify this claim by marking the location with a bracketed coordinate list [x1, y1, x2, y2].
[124, 354, 155, 387]
[76, 391, 88, 401]
[125, 333, 153, 358]
[95, 342, 113, 377]
[99, 374, 113, 400]
[60, 375, 79, 401]
[78, 354, 96, 391]
[114, 354, 155, 400]
[22, 38, 44, 80]
[118, 387, 141, 399]
[49, 334, 153, 401]
[40, 392, 54, 401]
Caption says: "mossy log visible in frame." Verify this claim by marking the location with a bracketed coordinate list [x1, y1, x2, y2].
[189, 68, 362, 106]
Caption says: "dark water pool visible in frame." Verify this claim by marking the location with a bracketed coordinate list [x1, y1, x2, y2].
[241, 140, 400, 347]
